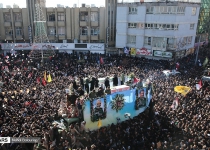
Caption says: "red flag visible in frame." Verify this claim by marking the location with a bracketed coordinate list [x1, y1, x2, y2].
[36, 77, 40, 84]
[42, 78, 47, 86]
[133, 77, 140, 84]
[100, 57, 104, 64]
[199, 80, 202, 88]
[176, 62, 180, 70]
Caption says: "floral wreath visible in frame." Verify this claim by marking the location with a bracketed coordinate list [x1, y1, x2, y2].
[110, 94, 125, 112]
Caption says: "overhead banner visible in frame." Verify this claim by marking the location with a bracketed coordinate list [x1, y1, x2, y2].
[130, 48, 136, 55]
[136, 48, 152, 56]
[153, 50, 173, 58]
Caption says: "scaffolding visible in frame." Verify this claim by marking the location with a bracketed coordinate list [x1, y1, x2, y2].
[29, 0, 55, 61]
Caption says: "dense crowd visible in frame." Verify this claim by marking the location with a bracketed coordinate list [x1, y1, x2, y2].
[0, 49, 210, 150]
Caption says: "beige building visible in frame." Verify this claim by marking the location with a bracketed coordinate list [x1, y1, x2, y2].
[0, 4, 106, 45]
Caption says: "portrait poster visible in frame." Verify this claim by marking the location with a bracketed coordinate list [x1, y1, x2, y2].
[135, 88, 147, 110]
[90, 98, 107, 122]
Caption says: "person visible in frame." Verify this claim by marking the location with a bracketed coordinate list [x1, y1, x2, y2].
[104, 77, 110, 89]
[135, 90, 147, 110]
[77, 87, 84, 96]
[105, 86, 111, 95]
[97, 87, 104, 97]
[113, 74, 118, 86]
[89, 89, 97, 99]
[92, 99, 104, 121]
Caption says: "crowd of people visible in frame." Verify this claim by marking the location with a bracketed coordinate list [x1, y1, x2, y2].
[0, 49, 210, 150]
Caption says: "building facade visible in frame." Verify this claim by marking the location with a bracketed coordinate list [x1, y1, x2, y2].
[0, 2, 105, 53]
[116, 2, 200, 59]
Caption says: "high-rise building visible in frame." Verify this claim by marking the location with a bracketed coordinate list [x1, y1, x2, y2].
[105, 0, 117, 48]
[0, 3, 3, 8]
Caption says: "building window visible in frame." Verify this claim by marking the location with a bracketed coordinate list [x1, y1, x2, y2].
[58, 13, 65, 21]
[48, 27, 56, 35]
[146, 6, 154, 14]
[187, 36, 192, 44]
[4, 13, 11, 22]
[90, 40, 99, 43]
[153, 37, 166, 48]
[80, 27, 88, 35]
[177, 7, 185, 14]
[127, 35, 136, 44]
[80, 12, 88, 21]
[129, 7, 137, 14]
[90, 12, 98, 21]
[14, 13, 22, 21]
[174, 24, 179, 30]
[144, 36, 151, 45]
[91, 28, 99, 35]
[47, 13, 55, 21]
[137, 23, 144, 29]
[192, 7, 196, 15]
[58, 27, 65, 35]
[128, 23, 137, 28]
[5, 27, 13, 35]
[190, 24, 194, 30]
[15, 27, 22, 35]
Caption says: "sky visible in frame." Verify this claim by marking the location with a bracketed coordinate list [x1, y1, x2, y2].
[0, 0, 105, 8]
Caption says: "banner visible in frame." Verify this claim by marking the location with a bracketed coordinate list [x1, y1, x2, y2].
[124, 47, 129, 54]
[130, 48, 136, 55]
[136, 48, 152, 56]
[174, 86, 191, 96]
[153, 50, 173, 58]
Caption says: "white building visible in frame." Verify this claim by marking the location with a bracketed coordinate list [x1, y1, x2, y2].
[0, 3, 3, 8]
[116, 1, 200, 59]
[13, 4, 19, 8]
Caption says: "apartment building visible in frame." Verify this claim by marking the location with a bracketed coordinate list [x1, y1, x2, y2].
[0, 3, 105, 53]
[116, 1, 200, 59]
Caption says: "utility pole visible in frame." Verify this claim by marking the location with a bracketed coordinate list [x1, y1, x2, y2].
[195, 35, 201, 65]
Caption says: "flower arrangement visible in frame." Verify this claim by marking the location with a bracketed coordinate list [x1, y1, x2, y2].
[110, 94, 125, 112]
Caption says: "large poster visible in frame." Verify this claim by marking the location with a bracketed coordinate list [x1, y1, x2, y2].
[83, 89, 152, 130]
[136, 48, 152, 56]
[153, 50, 173, 58]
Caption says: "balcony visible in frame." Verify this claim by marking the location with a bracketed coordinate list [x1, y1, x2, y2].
[15, 22, 22, 27]
[91, 8, 98, 11]
[47, 8, 54, 12]
[58, 21, 65, 26]
[47, 22, 55, 26]
[80, 8, 87, 12]
[5, 35, 13, 40]
[91, 35, 99, 40]
[80, 35, 88, 40]
[13, 8, 21, 13]
[3, 9, 10, 13]
[16, 35, 23, 40]
[91, 21, 98, 27]
[57, 7, 65, 12]
[58, 35, 66, 40]
[48, 35, 55, 40]
[80, 21, 88, 26]
[4, 22, 11, 27]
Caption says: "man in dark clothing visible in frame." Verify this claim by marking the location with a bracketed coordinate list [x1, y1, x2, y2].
[77, 87, 84, 96]
[113, 74, 118, 86]
[67, 92, 79, 106]
[90, 77, 95, 91]
[104, 77, 110, 89]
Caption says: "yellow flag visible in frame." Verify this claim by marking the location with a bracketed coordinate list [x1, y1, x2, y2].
[44, 71, 47, 81]
[130, 48, 136, 55]
[97, 119, 102, 128]
[47, 74, 52, 83]
[174, 86, 191, 96]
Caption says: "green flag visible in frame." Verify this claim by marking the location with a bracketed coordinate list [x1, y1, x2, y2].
[203, 57, 209, 67]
